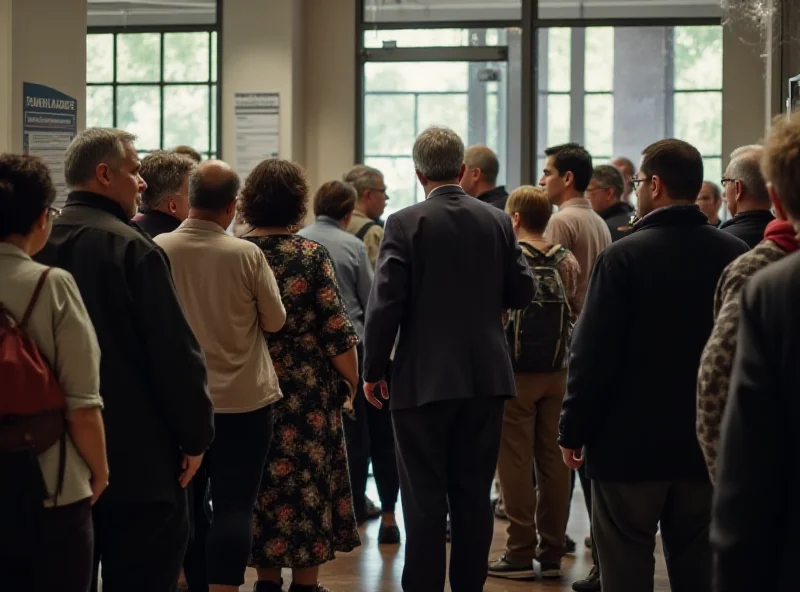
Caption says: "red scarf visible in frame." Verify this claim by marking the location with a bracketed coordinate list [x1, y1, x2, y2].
[763, 219, 800, 253]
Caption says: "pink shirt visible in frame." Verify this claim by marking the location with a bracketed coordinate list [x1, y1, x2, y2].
[544, 197, 612, 316]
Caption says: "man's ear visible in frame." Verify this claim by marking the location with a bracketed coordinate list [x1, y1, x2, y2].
[415, 169, 427, 186]
[168, 198, 178, 214]
[458, 163, 467, 183]
[769, 183, 788, 221]
[96, 163, 112, 188]
[563, 171, 574, 188]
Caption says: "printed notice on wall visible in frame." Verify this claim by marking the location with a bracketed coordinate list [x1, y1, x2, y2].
[234, 92, 280, 179]
[23, 82, 78, 208]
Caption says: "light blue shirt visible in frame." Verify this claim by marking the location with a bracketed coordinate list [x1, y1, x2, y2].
[299, 216, 374, 338]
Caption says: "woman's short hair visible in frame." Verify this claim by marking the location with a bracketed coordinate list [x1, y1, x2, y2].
[314, 181, 357, 220]
[0, 154, 56, 239]
[505, 185, 553, 233]
[240, 159, 309, 228]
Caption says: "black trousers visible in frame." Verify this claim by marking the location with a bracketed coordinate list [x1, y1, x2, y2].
[183, 462, 211, 592]
[92, 497, 189, 592]
[592, 479, 712, 592]
[0, 497, 94, 592]
[344, 352, 399, 518]
[569, 465, 598, 564]
[205, 406, 274, 586]
[393, 397, 505, 592]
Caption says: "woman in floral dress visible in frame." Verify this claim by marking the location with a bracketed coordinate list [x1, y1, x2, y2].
[238, 159, 360, 592]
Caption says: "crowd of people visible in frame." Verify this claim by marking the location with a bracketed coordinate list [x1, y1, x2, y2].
[1, 111, 799, 592]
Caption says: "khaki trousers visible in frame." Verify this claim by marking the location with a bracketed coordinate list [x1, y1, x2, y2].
[496, 371, 571, 564]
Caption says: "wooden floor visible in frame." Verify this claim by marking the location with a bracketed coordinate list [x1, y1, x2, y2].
[244, 480, 672, 591]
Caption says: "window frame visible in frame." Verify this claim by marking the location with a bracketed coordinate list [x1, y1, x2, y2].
[87, 25, 222, 159]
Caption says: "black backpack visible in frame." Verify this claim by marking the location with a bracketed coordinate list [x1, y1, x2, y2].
[507, 241, 573, 373]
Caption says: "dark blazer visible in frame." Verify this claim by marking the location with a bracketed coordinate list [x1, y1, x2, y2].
[711, 252, 800, 592]
[558, 205, 748, 481]
[598, 201, 635, 242]
[132, 209, 182, 238]
[36, 191, 215, 504]
[720, 209, 774, 249]
[476, 186, 509, 211]
[362, 185, 535, 410]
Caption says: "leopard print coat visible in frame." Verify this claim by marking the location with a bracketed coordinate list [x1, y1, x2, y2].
[696, 240, 787, 484]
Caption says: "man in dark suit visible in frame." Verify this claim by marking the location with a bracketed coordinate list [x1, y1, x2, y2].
[362, 126, 535, 592]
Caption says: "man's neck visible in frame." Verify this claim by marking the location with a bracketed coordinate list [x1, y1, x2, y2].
[188, 209, 226, 229]
[735, 201, 772, 215]
[152, 205, 179, 220]
[516, 229, 545, 243]
[354, 203, 374, 220]
[2, 235, 33, 255]
[424, 179, 461, 198]
[554, 190, 584, 208]
[474, 182, 497, 197]
[708, 214, 720, 226]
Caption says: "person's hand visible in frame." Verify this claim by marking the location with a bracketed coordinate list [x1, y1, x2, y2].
[179, 452, 205, 488]
[90, 471, 109, 505]
[560, 446, 584, 470]
[364, 380, 389, 409]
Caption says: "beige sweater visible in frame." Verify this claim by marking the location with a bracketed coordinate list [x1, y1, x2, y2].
[544, 197, 612, 316]
[156, 219, 286, 413]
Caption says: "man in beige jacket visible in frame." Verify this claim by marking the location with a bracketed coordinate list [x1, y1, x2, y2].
[345, 164, 388, 268]
[155, 160, 286, 592]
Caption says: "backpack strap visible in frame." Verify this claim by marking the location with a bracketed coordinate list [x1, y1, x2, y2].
[20, 268, 52, 330]
[355, 220, 379, 241]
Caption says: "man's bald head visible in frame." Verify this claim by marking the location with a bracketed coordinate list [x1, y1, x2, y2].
[189, 160, 241, 211]
[464, 145, 500, 184]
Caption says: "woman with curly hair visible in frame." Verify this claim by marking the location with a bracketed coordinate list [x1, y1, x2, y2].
[238, 159, 360, 592]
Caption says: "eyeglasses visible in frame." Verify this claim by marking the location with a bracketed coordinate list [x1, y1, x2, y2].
[630, 176, 651, 189]
[368, 187, 390, 200]
[47, 206, 62, 220]
[720, 177, 736, 187]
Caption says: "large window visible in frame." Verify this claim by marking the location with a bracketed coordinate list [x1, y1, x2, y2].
[87, 31, 218, 159]
[536, 25, 723, 184]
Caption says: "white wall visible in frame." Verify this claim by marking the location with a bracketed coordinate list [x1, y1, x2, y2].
[0, 0, 86, 153]
[221, 0, 305, 166]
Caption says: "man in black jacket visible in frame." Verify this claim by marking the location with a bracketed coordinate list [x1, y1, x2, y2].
[711, 112, 800, 592]
[720, 145, 774, 248]
[461, 144, 509, 210]
[362, 126, 535, 592]
[558, 139, 748, 592]
[36, 128, 214, 592]
[133, 150, 196, 238]
[586, 164, 634, 242]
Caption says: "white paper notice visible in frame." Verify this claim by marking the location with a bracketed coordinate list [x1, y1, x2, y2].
[234, 93, 280, 180]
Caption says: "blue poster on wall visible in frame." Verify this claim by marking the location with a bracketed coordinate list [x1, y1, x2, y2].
[22, 82, 78, 208]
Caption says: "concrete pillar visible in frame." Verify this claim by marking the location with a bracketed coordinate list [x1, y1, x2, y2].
[0, 0, 87, 153]
[221, 0, 305, 167]
[721, 17, 768, 162]
[612, 27, 669, 161]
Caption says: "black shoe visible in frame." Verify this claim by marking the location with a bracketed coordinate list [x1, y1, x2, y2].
[539, 560, 563, 579]
[365, 498, 381, 520]
[378, 523, 401, 544]
[572, 565, 601, 591]
[565, 535, 577, 554]
[487, 555, 535, 580]
[254, 579, 283, 592]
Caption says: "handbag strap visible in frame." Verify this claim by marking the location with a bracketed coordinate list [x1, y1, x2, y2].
[20, 268, 52, 330]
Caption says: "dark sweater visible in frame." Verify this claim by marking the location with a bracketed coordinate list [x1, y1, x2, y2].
[132, 209, 182, 238]
[598, 201, 635, 242]
[558, 205, 748, 481]
[36, 191, 214, 503]
[720, 209, 774, 249]
[476, 186, 509, 211]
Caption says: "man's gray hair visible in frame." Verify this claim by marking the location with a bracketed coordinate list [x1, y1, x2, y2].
[591, 165, 625, 201]
[139, 151, 196, 211]
[344, 164, 383, 202]
[729, 146, 770, 204]
[65, 128, 136, 188]
[413, 126, 465, 182]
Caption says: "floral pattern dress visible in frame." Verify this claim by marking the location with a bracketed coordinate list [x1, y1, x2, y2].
[246, 234, 361, 568]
